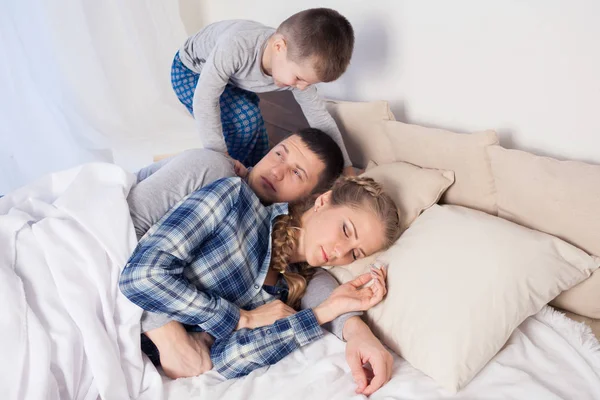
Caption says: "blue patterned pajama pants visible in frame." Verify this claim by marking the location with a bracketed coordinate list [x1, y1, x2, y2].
[171, 52, 269, 167]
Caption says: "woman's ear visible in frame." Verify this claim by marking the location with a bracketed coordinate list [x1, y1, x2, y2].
[313, 191, 332, 212]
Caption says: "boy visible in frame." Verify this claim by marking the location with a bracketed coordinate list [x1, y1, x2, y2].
[171, 8, 355, 173]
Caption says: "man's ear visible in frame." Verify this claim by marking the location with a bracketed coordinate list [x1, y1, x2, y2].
[313, 191, 333, 211]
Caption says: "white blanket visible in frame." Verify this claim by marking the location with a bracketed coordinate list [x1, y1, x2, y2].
[165, 307, 600, 400]
[2, 163, 599, 400]
[0, 163, 163, 400]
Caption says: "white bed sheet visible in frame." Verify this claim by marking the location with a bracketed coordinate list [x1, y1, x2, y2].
[165, 306, 600, 399]
[0, 163, 163, 400]
[2, 163, 599, 400]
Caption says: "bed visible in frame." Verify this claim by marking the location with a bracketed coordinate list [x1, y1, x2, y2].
[2, 95, 600, 400]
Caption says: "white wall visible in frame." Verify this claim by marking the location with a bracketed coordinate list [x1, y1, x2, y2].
[185, 0, 600, 164]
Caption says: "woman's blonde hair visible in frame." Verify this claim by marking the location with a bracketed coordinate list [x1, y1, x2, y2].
[270, 176, 401, 308]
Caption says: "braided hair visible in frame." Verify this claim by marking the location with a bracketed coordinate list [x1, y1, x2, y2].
[269, 176, 401, 308]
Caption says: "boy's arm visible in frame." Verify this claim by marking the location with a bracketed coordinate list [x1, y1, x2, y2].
[191, 39, 243, 154]
[292, 86, 352, 168]
[119, 178, 243, 340]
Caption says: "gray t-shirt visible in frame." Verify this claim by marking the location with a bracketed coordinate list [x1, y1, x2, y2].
[179, 20, 352, 167]
[127, 149, 360, 340]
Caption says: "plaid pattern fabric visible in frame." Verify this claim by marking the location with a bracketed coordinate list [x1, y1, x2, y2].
[171, 52, 269, 167]
[120, 177, 323, 376]
[211, 308, 321, 378]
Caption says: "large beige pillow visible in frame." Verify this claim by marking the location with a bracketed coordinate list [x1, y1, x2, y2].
[371, 120, 499, 215]
[329, 205, 599, 392]
[360, 161, 455, 230]
[488, 146, 600, 318]
[325, 100, 396, 169]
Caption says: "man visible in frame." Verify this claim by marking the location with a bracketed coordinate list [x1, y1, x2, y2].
[128, 128, 393, 396]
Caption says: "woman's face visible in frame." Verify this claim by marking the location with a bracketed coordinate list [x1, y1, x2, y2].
[298, 193, 386, 267]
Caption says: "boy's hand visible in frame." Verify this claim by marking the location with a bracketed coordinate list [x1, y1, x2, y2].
[233, 160, 249, 179]
[343, 166, 359, 176]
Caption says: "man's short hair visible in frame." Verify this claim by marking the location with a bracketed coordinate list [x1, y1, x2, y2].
[292, 128, 344, 194]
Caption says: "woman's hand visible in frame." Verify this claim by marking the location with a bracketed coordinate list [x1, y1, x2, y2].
[313, 264, 387, 324]
[236, 300, 296, 330]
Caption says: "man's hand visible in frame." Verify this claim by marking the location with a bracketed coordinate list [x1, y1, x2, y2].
[145, 321, 213, 379]
[343, 316, 394, 396]
[237, 300, 296, 330]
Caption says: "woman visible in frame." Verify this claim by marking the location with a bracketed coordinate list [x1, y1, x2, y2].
[119, 174, 401, 378]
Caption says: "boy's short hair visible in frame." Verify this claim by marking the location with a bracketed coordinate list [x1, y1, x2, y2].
[277, 8, 354, 82]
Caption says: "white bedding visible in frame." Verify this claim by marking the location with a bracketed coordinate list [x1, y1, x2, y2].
[1, 163, 599, 400]
[166, 307, 600, 400]
[0, 164, 163, 400]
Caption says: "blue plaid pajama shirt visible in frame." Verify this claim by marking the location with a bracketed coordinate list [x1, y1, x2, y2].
[171, 51, 269, 167]
[119, 177, 323, 378]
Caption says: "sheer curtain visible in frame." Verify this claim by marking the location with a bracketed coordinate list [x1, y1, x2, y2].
[0, 0, 201, 193]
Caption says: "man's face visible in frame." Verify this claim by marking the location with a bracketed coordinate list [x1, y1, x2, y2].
[247, 135, 326, 204]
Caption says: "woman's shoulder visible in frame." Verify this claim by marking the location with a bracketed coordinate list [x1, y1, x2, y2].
[210, 176, 260, 203]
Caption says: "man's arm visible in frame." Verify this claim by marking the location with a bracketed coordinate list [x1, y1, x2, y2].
[128, 149, 235, 240]
[301, 268, 393, 396]
[120, 178, 243, 340]
[343, 316, 394, 396]
[300, 268, 362, 340]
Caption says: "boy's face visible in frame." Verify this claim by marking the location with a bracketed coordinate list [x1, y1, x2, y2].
[269, 38, 321, 91]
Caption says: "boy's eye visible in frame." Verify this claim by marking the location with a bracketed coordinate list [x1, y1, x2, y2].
[293, 169, 301, 177]
[343, 223, 349, 238]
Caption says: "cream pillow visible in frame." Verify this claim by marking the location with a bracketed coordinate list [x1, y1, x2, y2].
[325, 100, 396, 169]
[371, 120, 499, 215]
[329, 205, 599, 392]
[360, 161, 455, 230]
[487, 145, 600, 318]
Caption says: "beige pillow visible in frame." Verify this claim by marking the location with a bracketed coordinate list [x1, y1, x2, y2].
[370, 120, 499, 215]
[488, 145, 600, 318]
[360, 161, 455, 230]
[325, 100, 396, 169]
[329, 205, 599, 392]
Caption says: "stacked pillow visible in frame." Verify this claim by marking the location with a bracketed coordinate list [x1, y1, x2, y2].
[323, 100, 600, 392]
[329, 204, 599, 392]
[487, 146, 600, 319]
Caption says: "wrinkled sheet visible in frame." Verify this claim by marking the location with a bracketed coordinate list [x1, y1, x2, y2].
[0, 163, 163, 400]
[165, 301, 600, 399]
